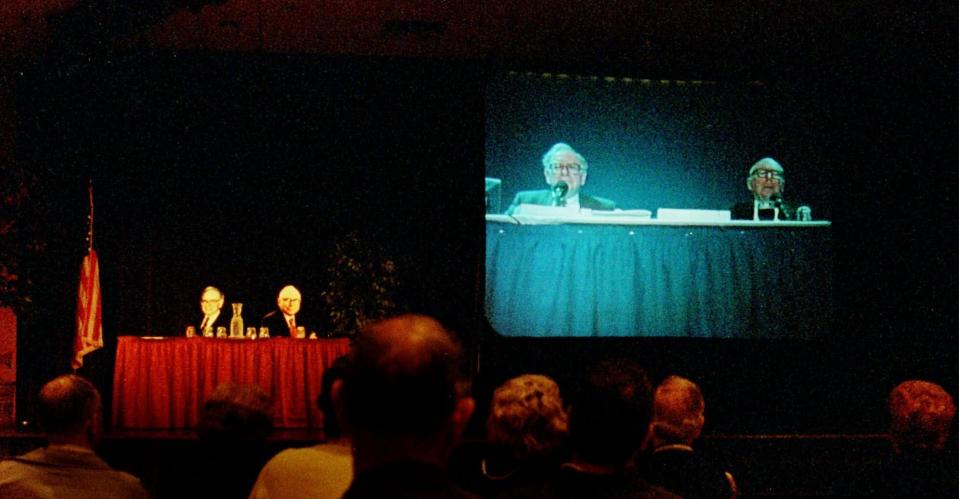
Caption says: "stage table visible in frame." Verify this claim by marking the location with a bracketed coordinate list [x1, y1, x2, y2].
[486, 217, 832, 338]
[112, 336, 350, 430]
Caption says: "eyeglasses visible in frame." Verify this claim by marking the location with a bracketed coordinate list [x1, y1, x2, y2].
[546, 163, 584, 174]
[753, 170, 783, 180]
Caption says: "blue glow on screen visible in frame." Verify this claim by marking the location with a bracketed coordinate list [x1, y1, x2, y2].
[484, 72, 834, 339]
[486, 73, 833, 215]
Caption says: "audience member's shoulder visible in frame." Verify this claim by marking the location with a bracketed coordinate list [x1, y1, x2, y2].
[640, 448, 733, 498]
[875, 448, 959, 498]
[106, 470, 150, 499]
[0, 456, 148, 499]
[251, 443, 353, 499]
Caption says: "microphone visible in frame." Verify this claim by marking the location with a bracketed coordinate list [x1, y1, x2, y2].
[771, 194, 790, 219]
[551, 181, 569, 206]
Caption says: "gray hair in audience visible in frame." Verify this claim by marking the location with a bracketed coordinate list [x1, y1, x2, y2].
[487, 374, 568, 460]
[889, 379, 956, 451]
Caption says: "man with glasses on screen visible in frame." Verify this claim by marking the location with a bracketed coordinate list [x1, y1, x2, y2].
[505, 142, 616, 215]
[731, 157, 797, 221]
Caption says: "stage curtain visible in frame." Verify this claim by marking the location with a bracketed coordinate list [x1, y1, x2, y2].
[112, 337, 350, 429]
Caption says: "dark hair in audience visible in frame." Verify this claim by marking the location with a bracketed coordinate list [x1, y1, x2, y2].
[37, 374, 100, 435]
[317, 355, 350, 439]
[342, 314, 467, 437]
[199, 383, 274, 441]
[889, 379, 956, 451]
[568, 358, 652, 466]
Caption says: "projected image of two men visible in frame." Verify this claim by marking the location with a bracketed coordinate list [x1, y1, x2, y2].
[484, 72, 833, 339]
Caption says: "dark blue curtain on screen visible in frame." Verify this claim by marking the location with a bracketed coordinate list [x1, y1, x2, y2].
[486, 224, 832, 338]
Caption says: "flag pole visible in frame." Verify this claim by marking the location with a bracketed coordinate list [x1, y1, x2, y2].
[87, 180, 94, 253]
[74, 179, 103, 372]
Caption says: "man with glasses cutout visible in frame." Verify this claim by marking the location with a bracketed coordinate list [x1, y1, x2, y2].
[731, 157, 797, 220]
[505, 143, 616, 216]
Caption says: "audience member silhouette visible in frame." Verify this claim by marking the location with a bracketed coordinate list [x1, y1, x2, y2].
[249, 356, 353, 499]
[336, 314, 477, 498]
[533, 359, 678, 499]
[873, 379, 958, 498]
[639, 375, 737, 498]
[164, 383, 274, 499]
[454, 374, 570, 497]
[0, 374, 148, 499]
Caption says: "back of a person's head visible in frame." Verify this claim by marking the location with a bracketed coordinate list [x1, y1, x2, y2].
[199, 383, 273, 441]
[568, 358, 652, 466]
[650, 375, 705, 445]
[317, 355, 350, 439]
[487, 374, 568, 460]
[37, 374, 100, 437]
[342, 314, 466, 437]
[889, 379, 956, 451]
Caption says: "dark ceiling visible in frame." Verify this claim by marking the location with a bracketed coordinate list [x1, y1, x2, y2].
[3, 1, 955, 79]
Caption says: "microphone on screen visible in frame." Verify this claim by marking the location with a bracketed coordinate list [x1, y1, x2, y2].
[771, 194, 790, 220]
[551, 181, 569, 206]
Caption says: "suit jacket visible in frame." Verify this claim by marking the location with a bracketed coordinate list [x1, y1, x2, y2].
[199, 310, 230, 335]
[505, 189, 616, 215]
[0, 445, 149, 499]
[261, 310, 302, 337]
[730, 200, 798, 221]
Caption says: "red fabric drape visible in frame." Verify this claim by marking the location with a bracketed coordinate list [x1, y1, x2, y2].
[112, 336, 350, 429]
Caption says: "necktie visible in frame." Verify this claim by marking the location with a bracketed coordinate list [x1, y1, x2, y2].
[200, 316, 209, 331]
[288, 318, 296, 336]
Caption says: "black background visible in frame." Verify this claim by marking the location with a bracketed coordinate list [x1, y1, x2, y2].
[9, 4, 959, 436]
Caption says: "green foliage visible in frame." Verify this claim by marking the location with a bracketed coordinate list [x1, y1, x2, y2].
[320, 232, 404, 337]
[0, 167, 43, 315]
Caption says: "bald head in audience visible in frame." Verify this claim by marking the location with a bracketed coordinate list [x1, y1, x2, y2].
[336, 314, 475, 472]
[0, 375, 148, 498]
[641, 376, 737, 498]
[648, 375, 705, 447]
[38, 374, 103, 448]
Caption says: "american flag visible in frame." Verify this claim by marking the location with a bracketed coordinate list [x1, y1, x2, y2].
[73, 249, 103, 370]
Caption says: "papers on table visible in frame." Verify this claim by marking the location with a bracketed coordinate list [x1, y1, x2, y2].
[656, 208, 731, 222]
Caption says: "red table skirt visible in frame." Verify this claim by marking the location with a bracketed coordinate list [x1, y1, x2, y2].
[112, 336, 351, 430]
